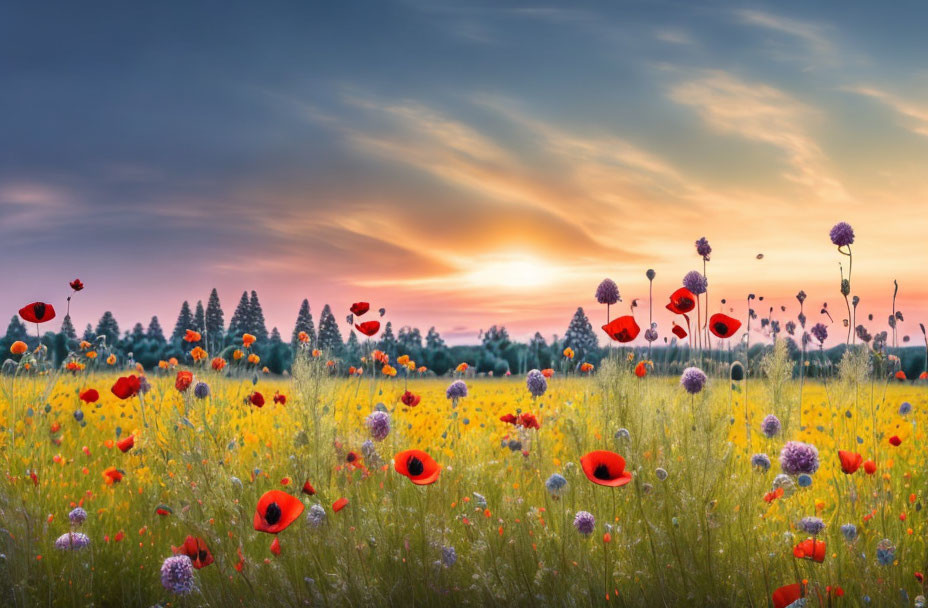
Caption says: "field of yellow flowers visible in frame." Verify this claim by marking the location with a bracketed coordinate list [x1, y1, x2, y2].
[1, 350, 927, 607]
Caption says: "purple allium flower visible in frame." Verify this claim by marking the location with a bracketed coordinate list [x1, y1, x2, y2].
[446, 380, 468, 401]
[899, 401, 912, 415]
[829, 222, 855, 247]
[55, 532, 90, 551]
[680, 367, 707, 394]
[526, 369, 547, 398]
[138, 376, 151, 394]
[682, 271, 707, 295]
[695, 237, 712, 260]
[160, 555, 196, 595]
[68, 507, 87, 527]
[193, 382, 210, 400]
[876, 538, 895, 566]
[780, 441, 820, 476]
[306, 504, 327, 527]
[595, 279, 621, 306]
[761, 414, 781, 438]
[644, 324, 658, 342]
[441, 545, 457, 567]
[810, 323, 828, 345]
[796, 290, 807, 305]
[365, 411, 390, 441]
[573, 511, 595, 535]
[841, 523, 858, 541]
[751, 453, 771, 471]
[545, 473, 567, 495]
[798, 516, 825, 535]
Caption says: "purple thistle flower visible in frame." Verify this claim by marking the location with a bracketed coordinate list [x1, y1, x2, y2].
[193, 382, 210, 400]
[829, 222, 855, 247]
[573, 511, 595, 535]
[446, 380, 468, 401]
[810, 323, 828, 345]
[55, 532, 90, 551]
[138, 376, 151, 394]
[160, 555, 196, 595]
[682, 271, 707, 296]
[365, 411, 391, 441]
[68, 507, 87, 527]
[751, 453, 771, 471]
[441, 546, 457, 567]
[780, 441, 820, 475]
[761, 414, 781, 438]
[595, 279, 621, 306]
[526, 369, 547, 398]
[680, 367, 707, 394]
[798, 516, 826, 536]
[695, 237, 712, 260]
[306, 504, 327, 527]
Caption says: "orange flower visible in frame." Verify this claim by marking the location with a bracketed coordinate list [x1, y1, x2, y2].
[895, 370, 907, 381]
[190, 346, 207, 362]
[382, 364, 397, 377]
[634, 361, 648, 378]
[580, 362, 594, 373]
[85, 351, 97, 359]
[312, 349, 321, 357]
[106, 354, 116, 365]
[541, 369, 554, 378]
[838, 450, 862, 474]
[397, 355, 410, 365]
[233, 349, 244, 361]
[247, 353, 260, 365]
[10, 341, 27, 355]
[211, 357, 226, 371]
[79, 340, 91, 350]
[184, 329, 201, 343]
[242, 333, 256, 347]
[563, 347, 574, 359]
[103, 467, 124, 485]
[456, 362, 468, 373]
[297, 331, 310, 344]
[175, 370, 194, 392]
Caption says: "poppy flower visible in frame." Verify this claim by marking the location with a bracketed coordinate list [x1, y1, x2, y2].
[499, 413, 518, 425]
[273, 392, 287, 405]
[10, 341, 27, 355]
[302, 480, 316, 495]
[838, 450, 862, 474]
[70, 279, 84, 291]
[772, 583, 803, 608]
[116, 435, 135, 453]
[79, 388, 99, 403]
[270, 537, 281, 556]
[763, 487, 784, 503]
[172, 536, 214, 569]
[253, 490, 304, 534]
[792, 538, 826, 562]
[350, 302, 370, 317]
[333, 497, 349, 512]
[601, 316, 640, 343]
[394, 449, 441, 485]
[210, 357, 226, 371]
[862, 459, 877, 474]
[355, 321, 381, 337]
[103, 467, 124, 484]
[111, 375, 141, 400]
[242, 333, 256, 347]
[541, 369, 554, 378]
[19, 302, 56, 324]
[672, 323, 688, 339]
[889, 435, 902, 446]
[248, 392, 265, 407]
[400, 391, 421, 407]
[156, 504, 173, 516]
[634, 361, 648, 378]
[708, 313, 741, 339]
[666, 288, 696, 314]
[175, 371, 193, 392]
[580, 451, 633, 487]
[895, 370, 907, 381]
[183, 329, 201, 343]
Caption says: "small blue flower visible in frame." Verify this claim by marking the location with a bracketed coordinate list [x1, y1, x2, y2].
[899, 401, 912, 415]
[797, 474, 812, 487]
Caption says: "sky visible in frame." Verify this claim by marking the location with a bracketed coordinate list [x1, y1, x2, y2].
[2, 1, 928, 346]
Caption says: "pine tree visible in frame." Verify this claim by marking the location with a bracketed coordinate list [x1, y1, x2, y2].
[130, 322, 146, 342]
[95, 311, 120, 346]
[83, 323, 95, 342]
[172, 301, 193, 341]
[316, 304, 343, 354]
[425, 327, 446, 350]
[205, 288, 224, 350]
[562, 307, 598, 360]
[4, 316, 28, 342]
[249, 291, 268, 341]
[397, 326, 423, 354]
[291, 299, 316, 347]
[344, 330, 361, 362]
[60, 315, 77, 340]
[227, 291, 251, 340]
[193, 300, 206, 333]
[146, 316, 166, 343]
[378, 321, 398, 360]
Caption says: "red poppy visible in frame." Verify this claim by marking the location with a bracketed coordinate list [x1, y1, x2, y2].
[253, 490, 304, 534]
[156, 504, 173, 516]
[895, 370, 907, 381]
[345, 451, 362, 467]
[666, 288, 696, 314]
[838, 450, 862, 474]
[249, 392, 265, 407]
[708, 313, 741, 339]
[772, 583, 803, 608]
[19, 302, 56, 324]
[111, 375, 141, 400]
[79, 388, 99, 403]
[499, 413, 518, 425]
[541, 369, 554, 378]
[580, 451, 633, 487]
[355, 321, 381, 337]
[302, 480, 316, 496]
[601, 315, 640, 343]
[864, 460, 877, 474]
[172, 535, 214, 569]
[175, 370, 193, 392]
[70, 279, 84, 291]
[763, 487, 784, 503]
[889, 435, 902, 446]
[116, 435, 135, 453]
[394, 449, 441, 485]
[270, 537, 281, 556]
[518, 412, 540, 429]
[793, 538, 826, 562]
[634, 361, 648, 378]
[401, 390, 421, 407]
[350, 302, 370, 317]
[672, 323, 688, 339]
[235, 547, 245, 572]
[103, 467, 124, 484]
[333, 497, 349, 512]
[273, 392, 287, 405]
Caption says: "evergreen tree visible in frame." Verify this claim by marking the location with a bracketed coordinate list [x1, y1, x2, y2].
[146, 316, 166, 343]
[95, 311, 120, 346]
[344, 330, 361, 363]
[481, 325, 510, 355]
[378, 321, 398, 360]
[83, 323, 95, 342]
[397, 326, 423, 355]
[193, 300, 206, 333]
[249, 291, 268, 341]
[172, 301, 193, 341]
[60, 315, 77, 341]
[316, 304, 343, 354]
[1, 317, 29, 353]
[205, 288, 224, 350]
[425, 326, 446, 350]
[130, 322, 146, 343]
[227, 291, 251, 340]
[562, 307, 598, 360]
[291, 299, 316, 347]
[265, 327, 289, 374]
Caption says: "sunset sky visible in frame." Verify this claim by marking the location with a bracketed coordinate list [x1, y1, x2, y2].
[3, 2, 928, 345]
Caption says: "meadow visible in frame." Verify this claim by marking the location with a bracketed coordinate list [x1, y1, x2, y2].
[1, 343, 927, 607]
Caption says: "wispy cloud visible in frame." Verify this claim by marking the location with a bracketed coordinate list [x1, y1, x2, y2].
[736, 9, 837, 68]
[846, 85, 928, 137]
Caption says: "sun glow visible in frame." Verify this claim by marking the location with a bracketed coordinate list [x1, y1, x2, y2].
[462, 254, 551, 289]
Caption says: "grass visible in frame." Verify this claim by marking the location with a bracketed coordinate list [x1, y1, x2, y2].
[0, 350, 926, 606]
